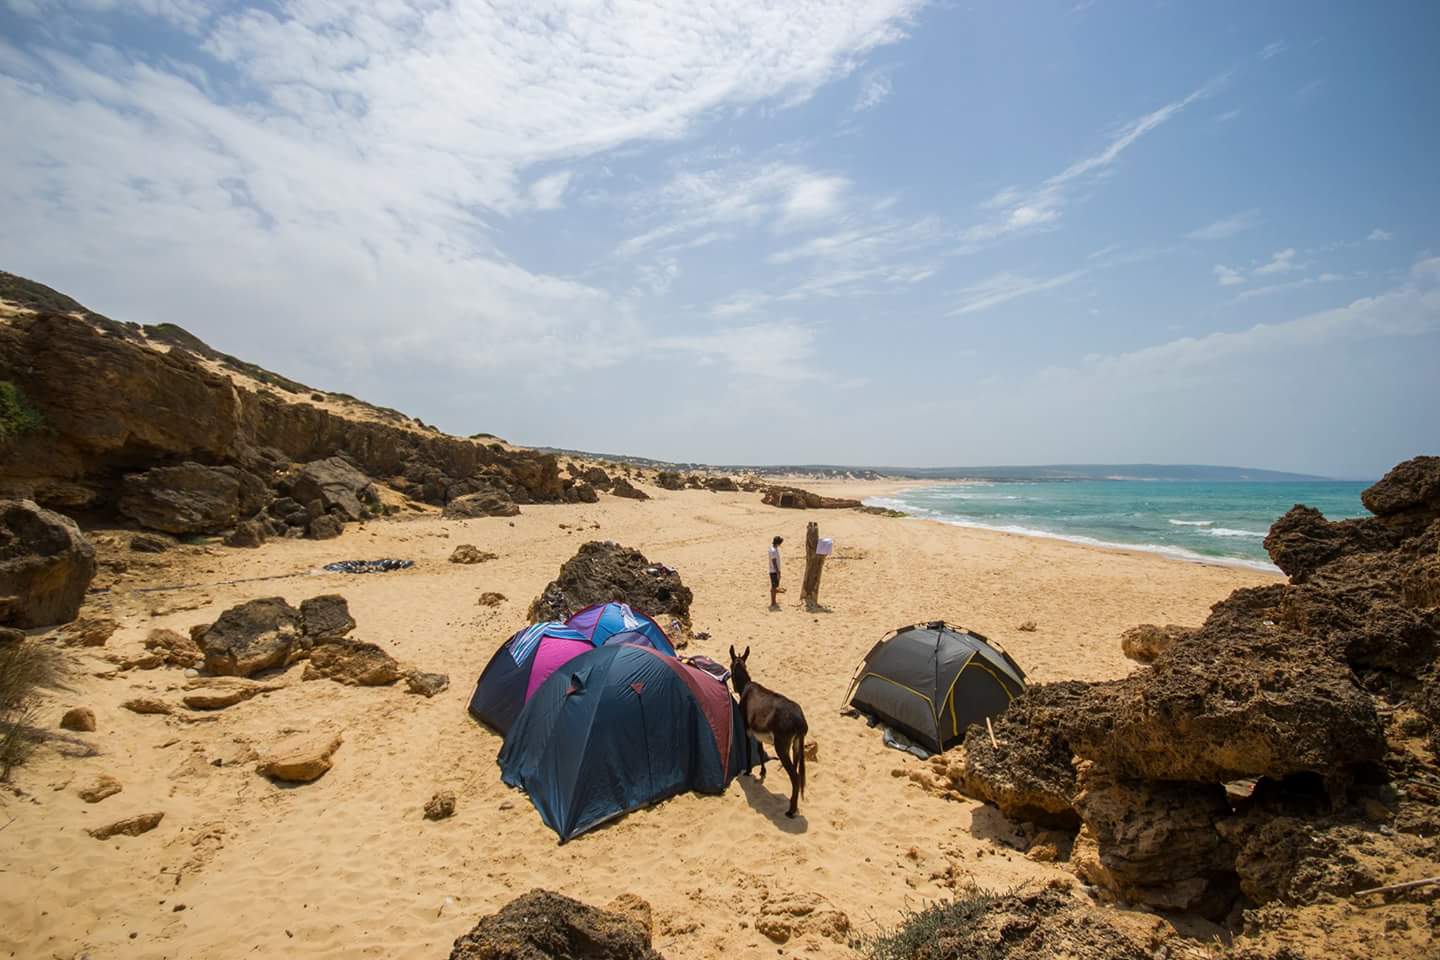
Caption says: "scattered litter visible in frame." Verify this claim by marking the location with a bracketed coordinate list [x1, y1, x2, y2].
[683, 655, 729, 683]
[882, 726, 932, 760]
[322, 559, 414, 575]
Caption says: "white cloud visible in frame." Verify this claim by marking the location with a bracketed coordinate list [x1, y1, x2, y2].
[780, 174, 851, 226]
[1254, 248, 1301, 276]
[1216, 108, 1242, 123]
[1260, 40, 1287, 61]
[1214, 264, 1245, 286]
[1233, 272, 1342, 302]
[1187, 209, 1261, 241]
[1368, 228, 1393, 242]
[529, 171, 573, 211]
[949, 269, 1087, 316]
[853, 70, 893, 112]
[655, 321, 823, 382]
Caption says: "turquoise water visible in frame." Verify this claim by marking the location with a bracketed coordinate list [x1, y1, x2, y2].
[866, 480, 1370, 570]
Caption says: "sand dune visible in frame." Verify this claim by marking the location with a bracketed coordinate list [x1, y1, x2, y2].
[0, 482, 1273, 958]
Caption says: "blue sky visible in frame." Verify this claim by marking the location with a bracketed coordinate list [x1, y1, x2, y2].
[1, 1, 1436, 479]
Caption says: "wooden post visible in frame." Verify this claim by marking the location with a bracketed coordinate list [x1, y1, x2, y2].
[801, 521, 826, 609]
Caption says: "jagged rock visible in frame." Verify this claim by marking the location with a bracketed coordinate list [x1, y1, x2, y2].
[308, 514, 343, 540]
[449, 544, 498, 564]
[528, 541, 692, 624]
[406, 671, 449, 697]
[443, 490, 520, 519]
[1119, 623, 1195, 664]
[60, 617, 118, 647]
[118, 462, 268, 534]
[1219, 813, 1403, 905]
[760, 486, 861, 509]
[287, 457, 373, 522]
[300, 594, 355, 640]
[655, 472, 684, 491]
[196, 596, 303, 677]
[573, 481, 599, 504]
[224, 519, 267, 548]
[302, 639, 401, 686]
[267, 497, 309, 528]
[76, 774, 122, 803]
[87, 812, 163, 840]
[581, 466, 613, 490]
[1263, 505, 1400, 583]
[122, 697, 172, 715]
[609, 477, 649, 500]
[1360, 455, 1440, 521]
[958, 681, 1087, 829]
[182, 677, 282, 710]
[256, 731, 342, 782]
[424, 790, 456, 821]
[144, 627, 200, 668]
[1071, 764, 1237, 917]
[60, 706, 96, 732]
[0, 499, 96, 628]
[447, 889, 663, 960]
[478, 592, 506, 607]
[128, 532, 172, 552]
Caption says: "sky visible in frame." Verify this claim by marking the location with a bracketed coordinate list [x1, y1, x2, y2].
[1, 2, 1437, 479]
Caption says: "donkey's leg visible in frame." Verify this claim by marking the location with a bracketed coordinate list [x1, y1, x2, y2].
[774, 734, 801, 817]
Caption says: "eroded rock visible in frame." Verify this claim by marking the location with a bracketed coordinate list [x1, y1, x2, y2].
[76, 774, 122, 803]
[449, 544, 498, 564]
[144, 627, 201, 668]
[122, 697, 172, 715]
[443, 490, 520, 519]
[118, 462, 267, 534]
[59, 706, 96, 732]
[527, 541, 691, 624]
[424, 790, 456, 821]
[958, 681, 1087, 829]
[406, 671, 449, 697]
[609, 477, 649, 501]
[197, 597, 302, 677]
[299, 594, 355, 640]
[302, 639, 401, 686]
[256, 731, 342, 782]
[87, 811, 163, 839]
[1119, 623, 1195, 664]
[447, 889, 663, 960]
[0, 499, 96, 628]
[286, 457, 373, 523]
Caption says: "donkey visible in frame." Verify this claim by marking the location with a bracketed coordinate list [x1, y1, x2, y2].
[729, 645, 808, 818]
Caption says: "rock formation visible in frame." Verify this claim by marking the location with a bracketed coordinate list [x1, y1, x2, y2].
[118, 462, 268, 534]
[609, 477, 649, 500]
[302, 639, 402, 686]
[956, 455, 1440, 924]
[760, 485, 861, 509]
[447, 889, 663, 960]
[197, 597, 305, 677]
[0, 499, 96, 628]
[528, 541, 692, 624]
[1118, 623, 1195, 664]
[256, 731, 342, 783]
[87, 812, 163, 840]
[442, 489, 521, 518]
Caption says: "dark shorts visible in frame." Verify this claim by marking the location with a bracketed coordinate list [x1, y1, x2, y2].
[769, 571, 780, 588]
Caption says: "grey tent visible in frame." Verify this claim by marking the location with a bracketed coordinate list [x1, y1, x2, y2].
[844, 621, 1026, 754]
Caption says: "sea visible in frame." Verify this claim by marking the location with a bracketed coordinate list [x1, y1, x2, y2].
[864, 479, 1370, 571]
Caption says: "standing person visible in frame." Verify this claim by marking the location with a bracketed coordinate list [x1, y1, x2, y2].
[768, 535, 784, 609]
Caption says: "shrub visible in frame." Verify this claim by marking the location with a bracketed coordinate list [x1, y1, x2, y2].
[0, 380, 45, 446]
[0, 639, 65, 779]
[862, 886, 1011, 960]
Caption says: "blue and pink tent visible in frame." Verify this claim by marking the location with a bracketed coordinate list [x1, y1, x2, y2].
[565, 602, 676, 656]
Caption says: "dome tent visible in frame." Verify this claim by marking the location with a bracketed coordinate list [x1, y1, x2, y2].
[844, 621, 1026, 754]
[565, 601, 676, 656]
[498, 642, 754, 842]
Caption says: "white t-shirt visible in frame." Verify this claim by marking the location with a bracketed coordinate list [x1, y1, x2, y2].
[768, 545, 780, 573]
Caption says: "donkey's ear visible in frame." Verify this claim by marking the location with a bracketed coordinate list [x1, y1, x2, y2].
[729, 645, 737, 660]
[742, 646, 750, 660]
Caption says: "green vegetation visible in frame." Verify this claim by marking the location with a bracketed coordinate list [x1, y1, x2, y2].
[0, 380, 45, 446]
[0, 639, 65, 780]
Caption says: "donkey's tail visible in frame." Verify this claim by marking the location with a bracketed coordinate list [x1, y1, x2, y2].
[792, 734, 806, 800]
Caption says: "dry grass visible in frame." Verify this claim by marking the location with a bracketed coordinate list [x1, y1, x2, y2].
[0, 639, 65, 779]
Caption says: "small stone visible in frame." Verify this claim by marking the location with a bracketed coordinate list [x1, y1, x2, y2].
[804, 740, 818, 761]
[62, 617, 119, 648]
[405, 671, 450, 697]
[76, 774, 123, 803]
[1017, 620, 1038, 632]
[449, 544, 498, 564]
[130, 533, 172, 553]
[424, 790, 456, 821]
[257, 731, 343, 783]
[60, 707, 97, 732]
[87, 811, 164, 840]
[477, 592, 506, 607]
[122, 698, 172, 715]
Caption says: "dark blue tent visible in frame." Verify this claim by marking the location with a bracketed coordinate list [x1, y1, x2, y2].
[498, 643, 754, 842]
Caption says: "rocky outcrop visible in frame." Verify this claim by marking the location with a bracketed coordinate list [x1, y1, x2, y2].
[580, 466, 613, 490]
[443, 490, 520, 519]
[761, 486, 861, 509]
[302, 639, 401, 686]
[528, 541, 692, 624]
[284, 456, 373, 522]
[1359, 454, 1440, 521]
[197, 597, 303, 677]
[256, 731, 342, 783]
[0, 499, 96, 628]
[447, 889, 663, 960]
[958, 682, 1086, 829]
[1119, 623, 1195, 664]
[609, 477, 649, 500]
[117, 462, 269, 534]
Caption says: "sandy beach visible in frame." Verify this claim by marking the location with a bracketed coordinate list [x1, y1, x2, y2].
[0, 480, 1278, 959]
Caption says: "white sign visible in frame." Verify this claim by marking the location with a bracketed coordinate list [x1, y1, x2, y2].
[815, 537, 834, 556]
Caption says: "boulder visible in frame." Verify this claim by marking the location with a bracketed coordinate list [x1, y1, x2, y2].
[581, 466, 613, 490]
[572, 481, 599, 504]
[655, 472, 684, 491]
[267, 497, 309, 528]
[0, 499, 96, 628]
[59, 706, 96, 732]
[300, 594, 355, 640]
[1119, 623, 1196, 664]
[424, 790, 456, 821]
[449, 544, 498, 564]
[308, 514, 343, 540]
[196, 597, 303, 677]
[302, 639, 401, 686]
[144, 627, 201, 668]
[1359, 455, 1440, 521]
[958, 681, 1087, 829]
[287, 457, 373, 522]
[87, 811, 163, 840]
[128, 532, 172, 553]
[609, 477, 649, 500]
[406, 671, 450, 697]
[528, 541, 692, 624]
[76, 774, 122, 803]
[443, 490, 520, 519]
[223, 519, 267, 548]
[117, 462, 267, 534]
[256, 731, 342, 783]
[447, 889, 663, 960]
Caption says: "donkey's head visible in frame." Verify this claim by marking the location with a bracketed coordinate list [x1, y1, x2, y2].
[728, 645, 752, 695]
